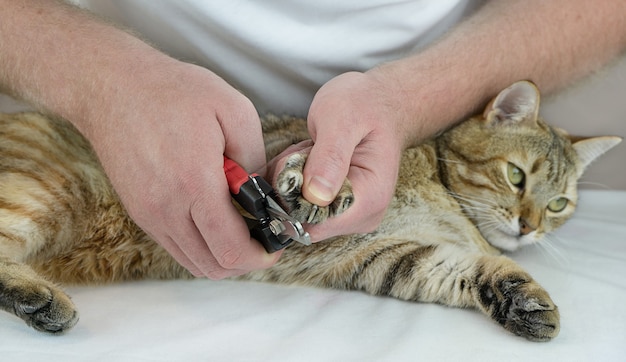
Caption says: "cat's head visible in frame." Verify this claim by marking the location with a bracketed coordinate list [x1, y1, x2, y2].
[439, 81, 621, 251]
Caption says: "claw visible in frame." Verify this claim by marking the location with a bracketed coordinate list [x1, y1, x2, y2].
[307, 204, 319, 224]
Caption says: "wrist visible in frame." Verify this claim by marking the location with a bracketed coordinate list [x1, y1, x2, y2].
[366, 57, 487, 148]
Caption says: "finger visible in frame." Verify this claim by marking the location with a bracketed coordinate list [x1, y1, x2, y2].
[303, 122, 361, 207]
[305, 146, 398, 242]
[183, 208, 281, 280]
[150, 232, 204, 277]
[160, 212, 244, 279]
[190, 183, 281, 273]
[217, 94, 266, 174]
[173, 222, 260, 280]
[304, 178, 384, 242]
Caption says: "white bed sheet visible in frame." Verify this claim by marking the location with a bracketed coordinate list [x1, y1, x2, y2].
[0, 190, 624, 362]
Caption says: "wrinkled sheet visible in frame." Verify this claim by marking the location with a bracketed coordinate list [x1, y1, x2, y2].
[0, 190, 624, 361]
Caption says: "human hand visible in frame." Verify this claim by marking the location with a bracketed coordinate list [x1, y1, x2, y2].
[87, 60, 280, 279]
[301, 71, 409, 241]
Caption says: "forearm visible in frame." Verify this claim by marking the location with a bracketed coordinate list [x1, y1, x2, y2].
[0, 0, 176, 140]
[372, 0, 626, 146]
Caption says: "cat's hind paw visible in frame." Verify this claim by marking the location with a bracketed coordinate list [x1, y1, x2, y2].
[276, 153, 354, 224]
[8, 282, 79, 334]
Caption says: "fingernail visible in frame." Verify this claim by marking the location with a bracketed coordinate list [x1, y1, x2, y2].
[307, 176, 335, 204]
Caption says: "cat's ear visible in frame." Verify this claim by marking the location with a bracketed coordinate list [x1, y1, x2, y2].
[483, 81, 540, 127]
[572, 136, 622, 176]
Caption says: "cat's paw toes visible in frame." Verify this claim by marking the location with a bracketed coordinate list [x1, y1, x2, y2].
[504, 281, 559, 342]
[483, 277, 559, 341]
[12, 284, 79, 334]
[276, 162, 304, 197]
[276, 153, 354, 224]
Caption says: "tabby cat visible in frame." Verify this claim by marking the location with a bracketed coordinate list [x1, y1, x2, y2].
[0, 81, 620, 341]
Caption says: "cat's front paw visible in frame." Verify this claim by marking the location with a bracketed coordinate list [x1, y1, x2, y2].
[480, 276, 559, 341]
[8, 282, 79, 334]
[276, 153, 354, 224]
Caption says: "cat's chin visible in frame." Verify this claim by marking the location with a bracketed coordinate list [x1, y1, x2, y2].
[480, 228, 538, 252]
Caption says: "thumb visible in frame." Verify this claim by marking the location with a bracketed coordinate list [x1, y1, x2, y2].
[302, 133, 356, 207]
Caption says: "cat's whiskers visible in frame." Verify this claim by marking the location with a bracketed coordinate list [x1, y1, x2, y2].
[473, 218, 502, 234]
[436, 157, 464, 165]
[427, 190, 498, 217]
[577, 181, 612, 190]
[448, 191, 499, 209]
[459, 205, 491, 215]
[467, 215, 493, 223]
[534, 234, 570, 267]
[457, 201, 494, 222]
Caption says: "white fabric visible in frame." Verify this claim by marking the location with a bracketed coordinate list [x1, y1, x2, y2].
[72, 0, 476, 115]
[0, 189, 624, 361]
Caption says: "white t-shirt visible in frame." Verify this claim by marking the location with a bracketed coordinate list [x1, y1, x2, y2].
[73, 1, 480, 115]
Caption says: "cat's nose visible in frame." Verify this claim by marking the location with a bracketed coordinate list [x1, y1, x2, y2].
[518, 218, 536, 235]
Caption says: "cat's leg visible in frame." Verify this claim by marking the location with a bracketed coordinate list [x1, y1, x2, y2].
[245, 236, 558, 341]
[0, 255, 78, 333]
[349, 242, 559, 341]
[270, 152, 558, 341]
[275, 153, 353, 223]
[0, 199, 79, 333]
[470, 254, 559, 342]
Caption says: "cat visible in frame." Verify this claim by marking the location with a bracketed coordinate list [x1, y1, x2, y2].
[0, 81, 620, 341]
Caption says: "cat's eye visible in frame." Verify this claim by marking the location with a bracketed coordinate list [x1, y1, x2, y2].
[547, 197, 569, 212]
[507, 163, 525, 188]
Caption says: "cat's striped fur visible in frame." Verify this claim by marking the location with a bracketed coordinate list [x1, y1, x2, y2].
[0, 81, 620, 340]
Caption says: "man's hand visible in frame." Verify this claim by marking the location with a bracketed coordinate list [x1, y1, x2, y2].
[302, 71, 408, 241]
[91, 62, 281, 279]
[0, 0, 282, 279]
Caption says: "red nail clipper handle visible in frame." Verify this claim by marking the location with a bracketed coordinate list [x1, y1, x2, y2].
[223, 156, 289, 253]
[223, 156, 258, 194]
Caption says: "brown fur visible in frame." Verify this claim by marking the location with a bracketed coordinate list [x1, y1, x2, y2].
[0, 81, 620, 339]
